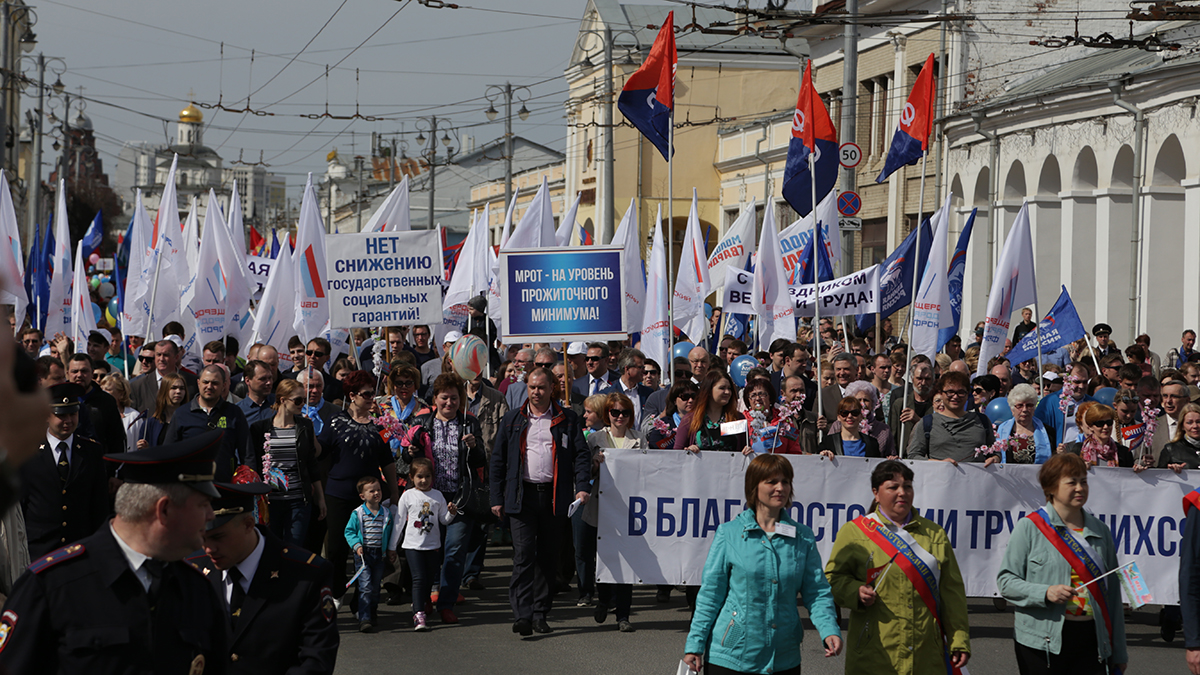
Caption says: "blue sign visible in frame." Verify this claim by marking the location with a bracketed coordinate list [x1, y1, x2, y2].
[500, 246, 626, 342]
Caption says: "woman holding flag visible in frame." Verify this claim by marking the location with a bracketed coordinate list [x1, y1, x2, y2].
[824, 460, 970, 675]
[997, 453, 1127, 674]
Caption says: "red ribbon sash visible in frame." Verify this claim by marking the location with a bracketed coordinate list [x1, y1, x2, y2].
[1026, 509, 1114, 646]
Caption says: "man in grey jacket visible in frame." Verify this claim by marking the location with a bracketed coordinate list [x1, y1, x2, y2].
[907, 371, 994, 464]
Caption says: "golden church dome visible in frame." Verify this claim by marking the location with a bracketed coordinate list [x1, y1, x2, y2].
[180, 103, 203, 124]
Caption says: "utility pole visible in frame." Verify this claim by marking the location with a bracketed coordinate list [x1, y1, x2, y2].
[485, 83, 529, 229]
[355, 155, 364, 232]
[26, 51, 43, 248]
[428, 114, 436, 229]
[839, 0, 858, 273]
[600, 26, 615, 245]
[60, 90, 70, 187]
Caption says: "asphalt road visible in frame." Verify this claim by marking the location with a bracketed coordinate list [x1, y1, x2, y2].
[334, 547, 1189, 675]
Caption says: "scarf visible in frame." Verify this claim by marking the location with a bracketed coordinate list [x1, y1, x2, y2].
[1080, 436, 1118, 466]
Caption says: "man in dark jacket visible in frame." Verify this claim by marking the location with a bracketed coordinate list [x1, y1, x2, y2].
[490, 368, 590, 637]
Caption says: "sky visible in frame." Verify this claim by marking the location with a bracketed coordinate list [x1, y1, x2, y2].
[27, 0, 603, 200]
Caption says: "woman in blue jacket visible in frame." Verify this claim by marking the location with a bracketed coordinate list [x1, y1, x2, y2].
[683, 454, 842, 674]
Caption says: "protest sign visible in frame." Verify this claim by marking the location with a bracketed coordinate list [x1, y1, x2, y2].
[597, 451, 1191, 603]
[722, 267, 754, 315]
[787, 264, 880, 316]
[246, 255, 272, 300]
[324, 230, 443, 328]
[499, 246, 625, 342]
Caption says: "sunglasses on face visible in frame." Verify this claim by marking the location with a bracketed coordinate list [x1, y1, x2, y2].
[306, 350, 327, 357]
[355, 390, 374, 399]
[586, 356, 602, 362]
[645, 370, 659, 377]
[675, 371, 689, 380]
[1092, 420, 1115, 428]
[609, 409, 631, 418]
[138, 356, 154, 363]
[289, 397, 306, 406]
[677, 393, 695, 401]
[840, 410, 861, 418]
[535, 362, 554, 368]
[394, 381, 415, 388]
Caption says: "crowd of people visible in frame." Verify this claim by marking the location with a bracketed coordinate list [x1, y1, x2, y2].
[3, 301, 1200, 674]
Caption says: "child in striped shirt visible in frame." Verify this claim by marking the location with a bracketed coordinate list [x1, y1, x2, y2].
[345, 475, 395, 633]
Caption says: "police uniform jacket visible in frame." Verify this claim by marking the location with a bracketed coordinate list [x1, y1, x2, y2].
[20, 435, 110, 559]
[0, 523, 228, 675]
[187, 527, 338, 675]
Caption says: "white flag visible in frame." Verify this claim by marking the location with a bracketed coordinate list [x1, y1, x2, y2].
[673, 188, 711, 344]
[610, 198, 645, 330]
[225, 181, 250, 280]
[640, 206, 670, 380]
[211, 192, 253, 346]
[251, 238, 296, 356]
[505, 177, 554, 250]
[179, 197, 199, 290]
[181, 198, 227, 355]
[554, 193, 582, 246]
[707, 198, 756, 291]
[121, 191, 157, 338]
[911, 193, 954, 360]
[382, 175, 411, 232]
[499, 189, 518, 249]
[751, 199, 796, 346]
[978, 200, 1038, 376]
[68, 242, 95, 352]
[778, 191, 839, 283]
[0, 171, 27, 331]
[293, 174, 329, 342]
[445, 204, 492, 311]
[363, 181, 398, 233]
[45, 180, 73, 338]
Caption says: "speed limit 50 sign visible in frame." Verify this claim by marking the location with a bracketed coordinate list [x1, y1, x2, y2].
[839, 142, 862, 169]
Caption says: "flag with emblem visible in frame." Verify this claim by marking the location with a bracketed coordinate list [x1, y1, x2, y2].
[616, 11, 676, 161]
[782, 61, 838, 217]
[876, 53, 936, 183]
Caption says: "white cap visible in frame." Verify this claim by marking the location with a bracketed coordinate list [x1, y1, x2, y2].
[566, 341, 588, 356]
[1041, 371, 1061, 382]
[165, 335, 184, 349]
[444, 330, 463, 344]
[89, 328, 113, 344]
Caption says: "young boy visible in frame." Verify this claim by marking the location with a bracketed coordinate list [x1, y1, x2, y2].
[345, 476, 396, 633]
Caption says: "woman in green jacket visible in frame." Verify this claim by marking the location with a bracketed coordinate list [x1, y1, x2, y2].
[824, 460, 971, 675]
[684, 454, 842, 674]
[997, 453, 1127, 674]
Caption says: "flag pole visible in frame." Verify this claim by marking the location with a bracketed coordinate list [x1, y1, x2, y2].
[897, 152, 929, 458]
[667, 110, 675, 355]
[145, 240, 165, 343]
[809, 151, 823, 432]
[1034, 301, 1044, 390]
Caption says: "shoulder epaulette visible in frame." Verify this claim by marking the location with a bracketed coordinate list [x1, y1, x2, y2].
[280, 545, 324, 568]
[183, 552, 214, 576]
[29, 543, 85, 574]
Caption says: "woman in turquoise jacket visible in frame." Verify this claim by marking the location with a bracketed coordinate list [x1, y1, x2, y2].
[997, 453, 1128, 674]
[683, 455, 842, 675]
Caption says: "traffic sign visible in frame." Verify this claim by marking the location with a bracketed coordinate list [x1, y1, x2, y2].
[839, 142, 862, 168]
[837, 191, 862, 217]
[839, 217, 862, 231]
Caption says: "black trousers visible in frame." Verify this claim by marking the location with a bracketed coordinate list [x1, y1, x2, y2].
[324, 493, 357, 597]
[1014, 619, 1107, 675]
[706, 662, 801, 675]
[597, 583, 633, 621]
[508, 483, 561, 621]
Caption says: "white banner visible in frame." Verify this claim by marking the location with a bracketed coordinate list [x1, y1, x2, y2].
[597, 451, 1192, 603]
[787, 264, 880, 317]
[324, 231, 443, 328]
[722, 267, 754, 315]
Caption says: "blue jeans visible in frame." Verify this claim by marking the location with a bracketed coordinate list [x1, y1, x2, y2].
[268, 498, 311, 546]
[406, 548, 441, 613]
[571, 509, 596, 599]
[462, 521, 489, 582]
[438, 514, 474, 610]
[354, 547, 384, 622]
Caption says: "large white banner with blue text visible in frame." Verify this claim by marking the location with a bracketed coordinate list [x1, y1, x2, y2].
[596, 451, 1192, 603]
[324, 231, 443, 328]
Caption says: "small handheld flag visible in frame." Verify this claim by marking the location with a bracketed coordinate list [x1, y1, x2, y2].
[617, 12, 676, 161]
[876, 53, 936, 183]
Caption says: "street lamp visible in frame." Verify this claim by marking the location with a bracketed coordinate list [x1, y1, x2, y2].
[18, 51, 65, 251]
[573, 25, 639, 245]
[484, 82, 531, 225]
[414, 115, 457, 230]
[0, 2, 37, 181]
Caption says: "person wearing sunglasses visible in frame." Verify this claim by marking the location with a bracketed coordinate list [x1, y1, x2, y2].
[1059, 403, 1134, 468]
[581, 392, 645, 632]
[248, 379, 326, 545]
[818, 396, 881, 458]
[908, 371, 996, 464]
[644, 380, 699, 449]
[599, 349, 652, 428]
[1034, 363, 1099, 447]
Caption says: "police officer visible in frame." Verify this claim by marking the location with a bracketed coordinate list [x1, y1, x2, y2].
[20, 382, 110, 559]
[189, 482, 339, 674]
[0, 430, 229, 674]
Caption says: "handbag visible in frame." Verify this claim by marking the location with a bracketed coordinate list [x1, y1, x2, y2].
[456, 458, 496, 524]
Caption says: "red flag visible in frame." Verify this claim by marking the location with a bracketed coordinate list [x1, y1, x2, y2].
[248, 226, 265, 255]
[905, 53, 936, 150]
[796, 61, 836, 152]
[616, 12, 676, 160]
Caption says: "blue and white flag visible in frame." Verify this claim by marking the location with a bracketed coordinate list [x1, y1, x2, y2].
[81, 211, 103, 261]
[856, 217, 934, 333]
[1003, 286, 1085, 368]
[911, 194, 953, 359]
[938, 208, 977, 348]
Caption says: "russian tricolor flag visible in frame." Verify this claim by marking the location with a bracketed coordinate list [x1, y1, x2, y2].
[616, 11, 676, 161]
[781, 61, 838, 217]
[876, 53, 936, 183]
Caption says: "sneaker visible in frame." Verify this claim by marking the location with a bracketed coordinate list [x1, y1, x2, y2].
[576, 596, 589, 607]
[440, 608, 459, 624]
[466, 578, 485, 591]
[359, 621, 374, 633]
[414, 612, 429, 632]
[618, 619, 635, 633]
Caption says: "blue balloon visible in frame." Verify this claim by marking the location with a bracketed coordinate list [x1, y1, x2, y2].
[107, 297, 120, 317]
[730, 354, 758, 388]
[1092, 387, 1117, 407]
[704, 303, 713, 320]
[985, 398, 1013, 424]
[91, 302, 103, 324]
[672, 341, 695, 360]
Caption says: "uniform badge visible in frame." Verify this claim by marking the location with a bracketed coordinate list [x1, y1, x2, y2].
[319, 586, 335, 623]
[0, 610, 17, 653]
[270, 570, 279, 579]
[189, 654, 205, 675]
